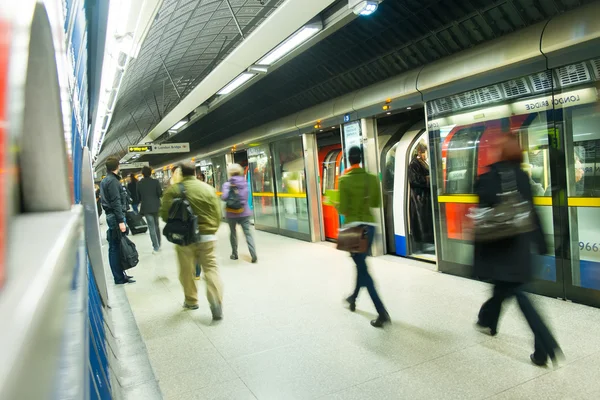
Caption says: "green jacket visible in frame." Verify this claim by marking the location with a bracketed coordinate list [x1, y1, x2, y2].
[338, 167, 381, 224]
[160, 176, 222, 235]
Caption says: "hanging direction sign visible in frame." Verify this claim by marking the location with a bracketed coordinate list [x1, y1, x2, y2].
[127, 143, 190, 154]
[120, 162, 150, 169]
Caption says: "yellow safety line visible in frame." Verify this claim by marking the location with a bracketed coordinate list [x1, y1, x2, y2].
[437, 195, 478, 204]
[277, 193, 307, 198]
[251, 192, 307, 198]
[568, 197, 600, 207]
[438, 195, 553, 206]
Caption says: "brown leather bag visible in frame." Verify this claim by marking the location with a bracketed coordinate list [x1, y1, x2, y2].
[337, 175, 370, 253]
[337, 225, 370, 253]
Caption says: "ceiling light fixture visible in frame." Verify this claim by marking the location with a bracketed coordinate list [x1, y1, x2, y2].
[350, 1, 381, 16]
[407, 106, 412, 110]
[258, 20, 323, 66]
[247, 65, 269, 74]
[171, 118, 189, 130]
[218, 73, 255, 95]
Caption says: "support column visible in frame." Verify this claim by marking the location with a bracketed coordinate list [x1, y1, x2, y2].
[361, 117, 386, 256]
[303, 133, 324, 242]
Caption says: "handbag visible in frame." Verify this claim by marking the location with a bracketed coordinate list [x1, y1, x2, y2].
[337, 175, 371, 253]
[467, 167, 536, 242]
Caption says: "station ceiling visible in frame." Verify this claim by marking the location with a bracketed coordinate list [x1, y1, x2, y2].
[101, 0, 596, 166]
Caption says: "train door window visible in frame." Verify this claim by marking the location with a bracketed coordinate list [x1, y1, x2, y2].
[560, 76, 600, 293]
[211, 155, 227, 193]
[323, 150, 340, 194]
[272, 137, 310, 238]
[444, 126, 483, 194]
[407, 133, 435, 257]
[322, 149, 342, 241]
[248, 145, 278, 230]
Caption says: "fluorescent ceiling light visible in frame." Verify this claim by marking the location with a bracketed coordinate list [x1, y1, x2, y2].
[352, 1, 379, 16]
[171, 119, 189, 130]
[258, 25, 321, 66]
[218, 73, 255, 95]
[248, 65, 269, 74]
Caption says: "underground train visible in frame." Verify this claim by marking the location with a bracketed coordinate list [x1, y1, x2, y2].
[148, 2, 600, 308]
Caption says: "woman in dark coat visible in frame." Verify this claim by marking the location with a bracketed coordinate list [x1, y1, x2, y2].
[408, 142, 434, 249]
[474, 135, 561, 366]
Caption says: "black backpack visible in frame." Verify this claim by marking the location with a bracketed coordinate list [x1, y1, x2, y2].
[225, 182, 244, 214]
[120, 234, 139, 270]
[163, 183, 199, 246]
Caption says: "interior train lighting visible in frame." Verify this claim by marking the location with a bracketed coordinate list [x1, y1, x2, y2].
[383, 104, 391, 111]
[171, 118, 189, 130]
[218, 73, 255, 95]
[350, 0, 381, 16]
[258, 21, 323, 66]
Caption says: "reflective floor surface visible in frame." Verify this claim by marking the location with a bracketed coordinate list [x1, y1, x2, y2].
[119, 224, 600, 400]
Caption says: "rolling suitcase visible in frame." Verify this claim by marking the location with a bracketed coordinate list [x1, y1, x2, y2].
[126, 211, 148, 235]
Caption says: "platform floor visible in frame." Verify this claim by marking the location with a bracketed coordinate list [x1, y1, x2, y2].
[122, 225, 600, 400]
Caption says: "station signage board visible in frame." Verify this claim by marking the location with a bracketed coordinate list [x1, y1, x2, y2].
[120, 162, 150, 169]
[127, 143, 190, 154]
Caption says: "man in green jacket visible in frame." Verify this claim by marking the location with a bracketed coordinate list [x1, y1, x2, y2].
[160, 162, 224, 319]
[338, 146, 390, 328]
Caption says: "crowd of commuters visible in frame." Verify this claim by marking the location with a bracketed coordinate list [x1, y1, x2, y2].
[98, 139, 562, 365]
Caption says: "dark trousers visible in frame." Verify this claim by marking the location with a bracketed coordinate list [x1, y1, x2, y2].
[349, 225, 386, 315]
[132, 203, 139, 213]
[479, 281, 559, 361]
[106, 218, 127, 284]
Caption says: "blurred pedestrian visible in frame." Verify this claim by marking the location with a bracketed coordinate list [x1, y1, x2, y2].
[474, 135, 561, 366]
[137, 166, 163, 254]
[160, 162, 223, 319]
[127, 173, 140, 213]
[338, 146, 390, 328]
[222, 163, 257, 263]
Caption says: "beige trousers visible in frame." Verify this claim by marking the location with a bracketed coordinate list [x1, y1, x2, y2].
[175, 241, 223, 307]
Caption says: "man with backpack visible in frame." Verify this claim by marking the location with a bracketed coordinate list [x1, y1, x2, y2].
[221, 163, 257, 263]
[160, 162, 224, 319]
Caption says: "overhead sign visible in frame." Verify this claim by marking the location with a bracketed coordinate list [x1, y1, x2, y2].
[152, 143, 190, 153]
[120, 162, 150, 169]
[127, 143, 190, 154]
[128, 145, 152, 153]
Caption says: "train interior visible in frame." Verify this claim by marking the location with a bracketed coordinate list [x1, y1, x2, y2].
[378, 109, 437, 263]
[316, 126, 343, 241]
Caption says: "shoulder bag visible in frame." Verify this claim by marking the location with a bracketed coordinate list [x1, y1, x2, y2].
[467, 167, 536, 242]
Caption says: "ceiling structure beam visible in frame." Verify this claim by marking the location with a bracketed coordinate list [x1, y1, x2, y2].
[135, 0, 338, 144]
[224, 0, 245, 40]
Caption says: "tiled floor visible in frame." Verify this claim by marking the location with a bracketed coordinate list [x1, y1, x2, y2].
[122, 225, 600, 400]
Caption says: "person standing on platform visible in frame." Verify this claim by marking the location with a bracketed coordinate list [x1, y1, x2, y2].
[160, 162, 224, 319]
[408, 142, 434, 252]
[338, 146, 390, 328]
[137, 166, 163, 254]
[474, 135, 561, 366]
[127, 173, 140, 213]
[100, 157, 135, 285]
[222, 163, 257, 263]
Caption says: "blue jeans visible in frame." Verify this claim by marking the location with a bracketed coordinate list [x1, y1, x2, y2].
[106, 214, 127, 284]
[349, 225, 386, 315]
[145, 213, 161, 251]
[132, 203, 139, 213]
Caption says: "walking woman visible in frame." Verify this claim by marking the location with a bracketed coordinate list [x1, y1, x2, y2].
[474, 135, 561, 366]
[339, 147, 390, 328]
[222, 164, 257, 263]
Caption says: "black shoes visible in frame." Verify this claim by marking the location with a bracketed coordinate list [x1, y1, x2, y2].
[230, 254, 238, 260]
[251, 256, 258, 263]
[475, 320, 497, 336]
[370, 312, 391, 328]
[345, 297, 356, 312]
[211, 304, 223, 321]
[183, 302, 199, 310]
[530, 353, 547, 366]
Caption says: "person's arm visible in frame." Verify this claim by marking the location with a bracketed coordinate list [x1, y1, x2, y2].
[221, 182, 230, 201]
[370, 174, 381, 208]
[159, 186, 175, 222]
[156, 180, 163, 198]
[107, 180, 127, 232]
[338, 177, 348, 217]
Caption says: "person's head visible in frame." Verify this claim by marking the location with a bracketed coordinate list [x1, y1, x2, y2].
[178, 161, 195, 177]
[142, 166, 152, 178]
[197, 172, 206, 182]
[416, 142, 428, 161]
[499, 134, 523, 163]
[105, 157, 120, 174]
[129, 173, 137, 183]
[227, 163, 244, 178]
[348, 147, 362, 166]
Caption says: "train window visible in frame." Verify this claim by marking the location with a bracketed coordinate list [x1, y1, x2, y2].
[383, 143, 399, 192]
[444, 126, 483, 194]
[559, 76, 600, 291]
